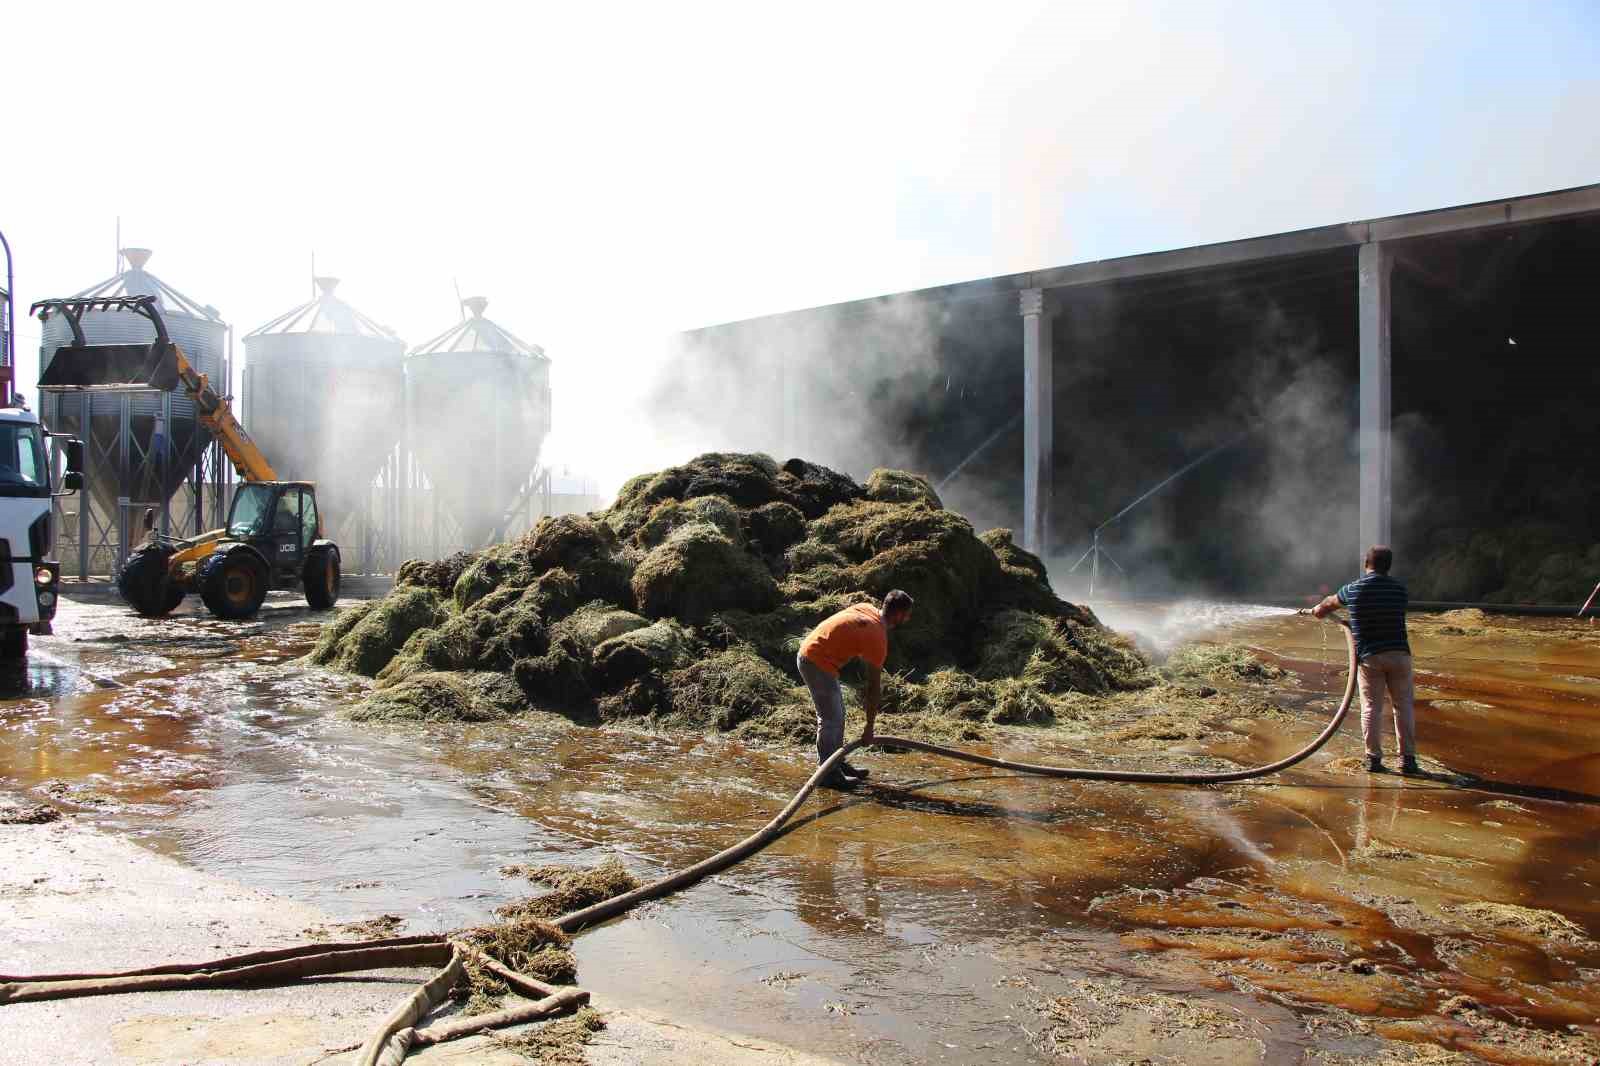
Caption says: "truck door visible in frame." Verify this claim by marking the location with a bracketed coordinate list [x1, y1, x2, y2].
[271, 488, 305, 570]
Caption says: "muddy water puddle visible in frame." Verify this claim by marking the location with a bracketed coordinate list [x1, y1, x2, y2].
[3, 594, 1599, 1063]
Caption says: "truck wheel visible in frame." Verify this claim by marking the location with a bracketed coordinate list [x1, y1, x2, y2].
[303, 547, 341, 609]
[200, 550, 269, 620]
[0, 626, 26, 661]
[118, 546, 185, 617]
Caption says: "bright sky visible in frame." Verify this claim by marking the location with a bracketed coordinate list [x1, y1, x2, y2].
[3, 0, 1595, 490]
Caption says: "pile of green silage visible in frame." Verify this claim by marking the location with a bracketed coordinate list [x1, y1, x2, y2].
[308, 453, 1156, 744]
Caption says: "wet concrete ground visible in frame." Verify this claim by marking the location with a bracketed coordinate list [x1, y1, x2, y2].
[2, 592, 1597, 1064]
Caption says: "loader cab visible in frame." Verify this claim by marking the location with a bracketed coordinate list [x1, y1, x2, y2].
[225, 481, 319, 569]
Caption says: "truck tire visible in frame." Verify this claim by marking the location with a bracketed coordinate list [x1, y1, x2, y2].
[200, 549, 269, 620]
[118, 545, 185, 617]
[0, 626, 26, 661]
[302, 547, 341, 609]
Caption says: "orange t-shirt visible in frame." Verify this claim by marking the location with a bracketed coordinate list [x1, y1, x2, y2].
[799, 603, 887, 677]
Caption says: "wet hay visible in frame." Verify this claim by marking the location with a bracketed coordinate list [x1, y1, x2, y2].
[303, 914, 406, 941]
[498, 856, 640, 919]
[1445, 901, 1594, 946]
[308, 587, 447, 677]
[0, 804, 61, 825]
[491, 1006, 606, 1064]
[455, 856, 641, 1009]
[1164, 643, 1287, 683]
[347, 670, 529, 723]
[318, 453, 1158, 745]
[462, 915, 577, 984]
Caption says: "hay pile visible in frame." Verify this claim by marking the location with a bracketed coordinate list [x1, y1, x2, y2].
[1411, 522, 1600, 604]
[310, 453, 1153, 740]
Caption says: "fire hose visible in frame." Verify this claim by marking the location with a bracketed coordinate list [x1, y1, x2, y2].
[0, 619, 1356, 1064]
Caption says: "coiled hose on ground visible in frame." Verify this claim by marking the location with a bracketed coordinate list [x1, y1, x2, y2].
[1, 619, 1357, 1064]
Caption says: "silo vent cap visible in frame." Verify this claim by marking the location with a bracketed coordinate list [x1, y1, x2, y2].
[315, 277, 341, 296]
[463, 296, 488, 318]
[121, 247, 153, 271]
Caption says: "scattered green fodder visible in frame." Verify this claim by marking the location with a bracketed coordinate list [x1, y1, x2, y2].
[591, 619, 696, 689]
[865, 468, 943, 509]
[307, 587, 445, 677]
[513, 637, 594, 711]
[462, 916, 577, 984]
[660, 647, 806, 733]
[497, 856, 640, 920]
[1164, 643, 1287, 683]
[347, 670, 529, 723]
[554, 601, 650, 651]
[976, 610, 1154, 694]
[452, 950, 510, 1016]
[395, 551, 476, 595]
[745, 500, 807, 555]
[632, 522, 779, 622]
[491, 1006, 606, 1064]
[637, 494, 745, 549]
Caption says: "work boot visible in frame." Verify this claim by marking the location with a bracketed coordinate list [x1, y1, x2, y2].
[839, 761, 871, 781]
[1400, 757, 1422, 776]
[1366, 755, 1386, 773]
[817, 772, 857, 791]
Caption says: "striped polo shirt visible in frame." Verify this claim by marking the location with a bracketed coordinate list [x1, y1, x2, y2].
[1337, 572, 1411, 660]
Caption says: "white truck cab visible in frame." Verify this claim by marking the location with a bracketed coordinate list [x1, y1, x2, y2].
[0, 401, 79, 660]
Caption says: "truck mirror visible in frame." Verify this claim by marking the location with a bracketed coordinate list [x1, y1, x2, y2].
[64, 439, 86, 475]
[61, 471, 84, 492]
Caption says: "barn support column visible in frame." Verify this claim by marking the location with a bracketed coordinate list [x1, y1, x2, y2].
[1020, 287, 1053, 555]
[1357, 241, 1394, 561]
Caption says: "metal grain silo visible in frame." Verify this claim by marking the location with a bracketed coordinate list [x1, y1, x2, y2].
[406, 297, 552, 548]
[39, 248, 228, 574]
[243, 278, 405, 570]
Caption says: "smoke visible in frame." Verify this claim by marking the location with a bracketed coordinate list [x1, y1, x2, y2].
[648, 294, 1019, 494]
[641, 258, 1377, 607]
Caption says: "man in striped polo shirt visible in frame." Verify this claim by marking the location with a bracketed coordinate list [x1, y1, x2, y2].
[1312, 545, 1420, 775]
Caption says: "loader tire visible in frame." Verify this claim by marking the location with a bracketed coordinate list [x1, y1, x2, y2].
[302, 546, 341, 610]
[118, 545, 185, 617]
[200, 549, 269, 620]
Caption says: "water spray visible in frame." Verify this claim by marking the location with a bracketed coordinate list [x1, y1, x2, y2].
[1069, 427, 1257, 596]
[936, 411, 1022, 493]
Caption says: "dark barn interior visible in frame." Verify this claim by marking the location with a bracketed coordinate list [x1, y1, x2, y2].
[1391, 214, 1600, 604]
[670, 190, 1600, 604]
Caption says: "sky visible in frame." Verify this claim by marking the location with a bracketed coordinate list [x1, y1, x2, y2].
[2, 0, 1595, 491]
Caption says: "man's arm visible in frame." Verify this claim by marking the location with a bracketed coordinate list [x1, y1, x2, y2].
[863, 664, 882, 741]
[1310, 591, 1344, 619]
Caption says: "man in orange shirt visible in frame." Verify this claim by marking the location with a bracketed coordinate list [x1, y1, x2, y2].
[797, 589, 915, 789]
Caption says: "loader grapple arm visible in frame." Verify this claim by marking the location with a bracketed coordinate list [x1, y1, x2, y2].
[32, 296, 182, 392]
[30, 295, 278, 482]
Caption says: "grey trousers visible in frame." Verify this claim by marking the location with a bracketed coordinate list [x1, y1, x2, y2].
[797, 653, 846, 765]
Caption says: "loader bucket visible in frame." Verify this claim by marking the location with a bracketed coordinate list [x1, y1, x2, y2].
[37, 341, 181, 393]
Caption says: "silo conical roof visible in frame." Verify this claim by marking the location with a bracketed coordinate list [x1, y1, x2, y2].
[246, 277, 400, 340]
[409, 297, 546, 359]
[74, 247, 223, 322]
